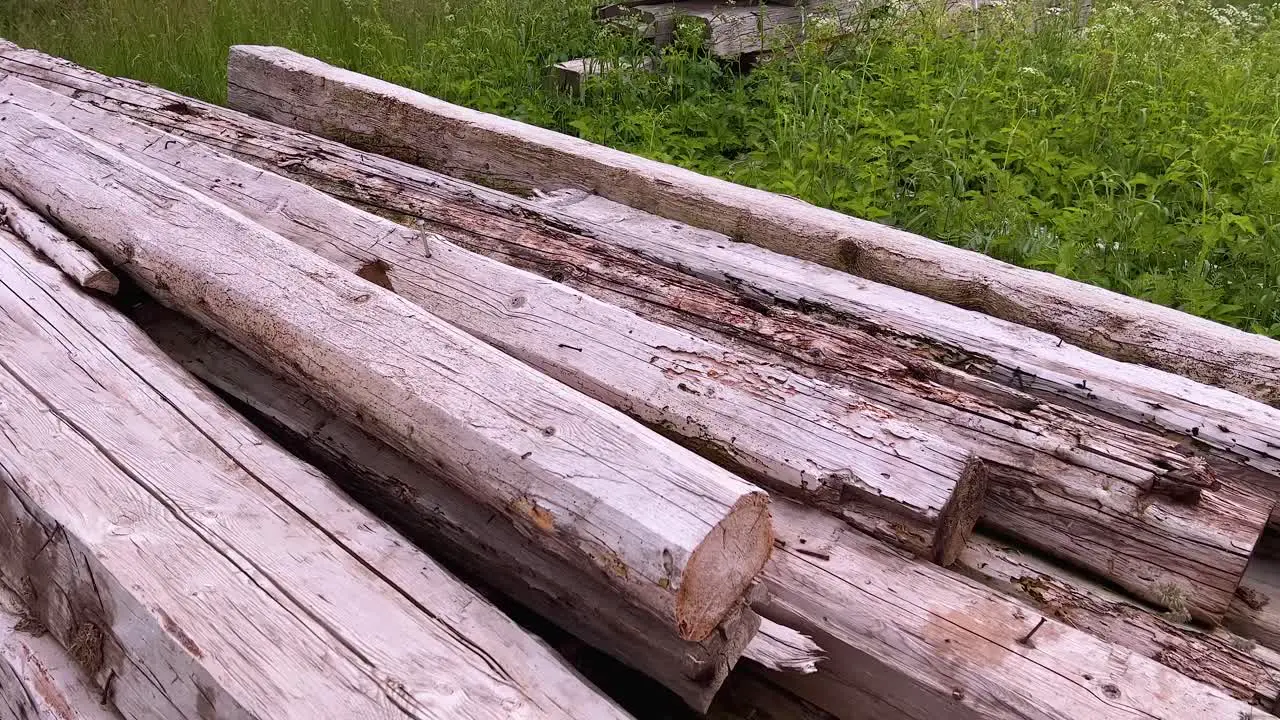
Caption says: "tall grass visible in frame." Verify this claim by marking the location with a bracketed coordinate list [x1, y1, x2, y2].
[4, 0, 1279, 335]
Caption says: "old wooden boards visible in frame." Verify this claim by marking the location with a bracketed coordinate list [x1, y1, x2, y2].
[222, 44, 1280, 408]
[0, 229, 630, 719]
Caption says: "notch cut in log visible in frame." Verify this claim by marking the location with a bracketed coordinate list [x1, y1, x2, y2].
[0, 187, 117, 294]
[0, 101, 772, 646]
[0, 77, 986, 566]
[1227, 531, 1280, 654]
[223, 43, 1280, 408]
[1, 583, 121, 720]
[134, 302, 773, 711]
[0, 229, 631, 720]
[1, 55, 1265, 621]
[760, 498, 1268, 720]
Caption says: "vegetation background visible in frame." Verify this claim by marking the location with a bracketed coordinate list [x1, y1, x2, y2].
[4, 0, 1278, 336]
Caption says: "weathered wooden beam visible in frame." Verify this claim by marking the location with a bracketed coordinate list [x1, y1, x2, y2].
[602, 0, 874, 57]
[958, 534, 1280, 710]
[0, 77, 986, 566]
[0, 187, 117, 294]
[0, 54, 1267, 622]
[133, 302, 778, 711]
[1, 583, 121, 720]
[760, 498, 1269, 720]
[0, 229, 630, 720]
[222, 43, 1280, 409]
[0, 102, 772, 649]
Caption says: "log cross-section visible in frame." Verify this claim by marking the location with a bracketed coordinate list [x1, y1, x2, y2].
[0, 101, 772, 646]
[0, 76, 987, 565]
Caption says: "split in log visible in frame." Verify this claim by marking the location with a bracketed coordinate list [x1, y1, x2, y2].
[600, 1, 876, 57]
[958, 534, 1280, 710]
[0, 77, 987, 565]
[0, 101, 772, 647]
[0, 187, 117, 294]
[0, 55, 1267, 621]
[0, 229, 630, 720]
[221, 43, 1280, 408]
[760, 497, 1268, 720]
[134, 302, 778, 711]
[0, 583, 121, 720]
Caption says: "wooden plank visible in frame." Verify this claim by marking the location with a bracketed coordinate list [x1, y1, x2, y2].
[0, 77, 986, 566]
[0, 188, 117, 294]
[1, 584, 121, 720]
[761, 498, 1270, 720]
[0, 102, 772, 647]
[958, 535, 1280, 710]
[0, 55, 1267, 622]
[0, 229, 630, 720]
[222, 43, 1280, 409]
[133, 302, 770, 711]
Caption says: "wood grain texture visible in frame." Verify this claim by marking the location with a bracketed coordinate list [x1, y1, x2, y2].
[134, 303, 763, 712]
[0, 187, 117, 294]
[1, 584, 121, 720]
[958, 535, 1280, 710]
[0, 229, 630, 720]
[222, 43, 1280, 409]
[0, 50, 1266, 620]
[534, 189, 1280, 525]
[0, 101, 771, 646]
[0, 77, 984, 565]
[760, 498, 1270, 720]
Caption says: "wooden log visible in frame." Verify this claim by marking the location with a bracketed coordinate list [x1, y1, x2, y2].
[0, 229, 630, 720]
[222, 43, 1280, 408]
[0, 56, 1266, 622]
[0, 103, 772, 647]
[547, 57, 654, 95]
[133, 302, 780, 711]
[957, 534, 1280, 710]
[1, 584, 121, 720]
[760, 498, 1270, 720]
[1, 77, 987, 566]
[0, 188, 117, 294]
[602, 1, 875, 57]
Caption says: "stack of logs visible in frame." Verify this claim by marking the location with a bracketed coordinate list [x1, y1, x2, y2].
[1, 38, 1279, 720]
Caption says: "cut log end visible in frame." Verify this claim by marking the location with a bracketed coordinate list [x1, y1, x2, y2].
[83, 267, 120, 294]
[679, 492, 773, 642]
[932, 456, 989, 566]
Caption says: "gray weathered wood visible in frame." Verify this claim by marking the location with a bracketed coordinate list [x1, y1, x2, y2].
[958, 535, 1280, 710]
[222, 43, 1280, 409]
[0, 53, 1266, 622]
[0, 102, 772, 646]
[0, 77, 985, 566]
[0, 187, 117, 294]
[601, 1, 875, 57]
[760, 498, 1271, 720]
[133, 302, 770, 711]
[0, 229, 630, 720]
[547, 57, 654, 95]
[1, 584, 121, 720]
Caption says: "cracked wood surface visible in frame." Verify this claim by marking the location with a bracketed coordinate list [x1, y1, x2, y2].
[1, 584, 121, 720]
[761, 498, 1270, 720]
[0, 101, 772, 646]
[0, 76, 986, 565]
[0, 229, 629, 720]
[0, 47, 1267, 620]
[223, 44, 1280, 409]
[134, 303, 764, 712]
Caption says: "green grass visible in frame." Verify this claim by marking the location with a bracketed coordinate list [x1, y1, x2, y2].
[4, 0, 1279, 336]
